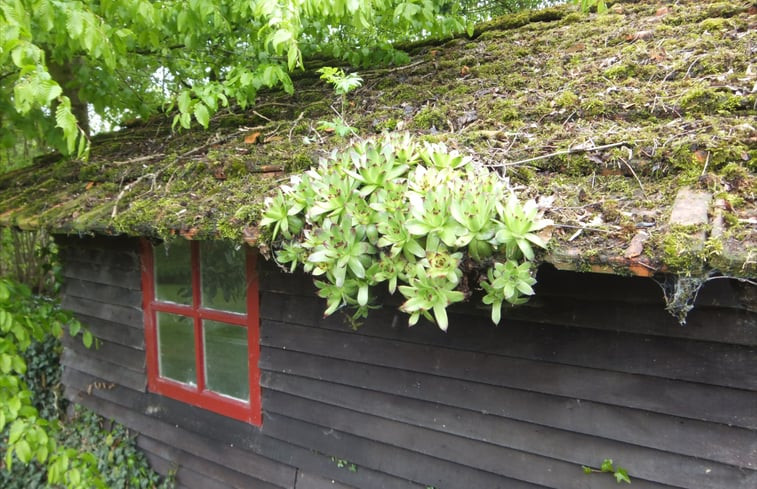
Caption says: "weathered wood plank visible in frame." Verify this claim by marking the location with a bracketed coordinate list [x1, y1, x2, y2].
[260, 321, 757, 429]
[62, 295, 143, 326]
[260, 348, 757, 469]
[137, 445, 179, 481]
[69, 312, 144, 349]
[264, 411, 654, 489]
[63, 278, 142, 308]
[65, 382, 425, 489]
[63, 371, 296, 488]
[264, 373, 756, 489]
[533, 265, 756, 311]
[295, 471, 356, 489]
[64, 368, 410, 489]
[56, 235, 140, 253]
[61, 349, 146, 391]
[58, 240, 140, 268]
[139, 441, 258, 489]
[54, 243, 756, 489]
[63, 333, 145, 372]
[268, 293, 757, 389]
[60, 257, 142, 289]
[266, 389, 749, 489]
[506, 298, 757, 347]
[145, 448, 235, 489]
[259, 261, 756, 314]
[259, 266, 316, 297]
[261, 288, 757, 349]
[531, 265, 664, 304]
[138, 435, 288, 489]
[357, 313, 757, 390]
[691, 276, 757, 310]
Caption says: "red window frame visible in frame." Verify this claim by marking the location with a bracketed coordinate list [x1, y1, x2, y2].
[140, 239, 261, 425]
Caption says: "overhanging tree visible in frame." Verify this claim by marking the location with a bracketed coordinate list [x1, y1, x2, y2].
[0, 0, 553, 160]
[0, 0, 470, 158]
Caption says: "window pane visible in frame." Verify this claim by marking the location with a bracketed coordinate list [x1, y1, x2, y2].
[157, 312, 196, 386]
[204, 320, 249, 400]
[201, 242, 247, 313]
[154, 241, 192, 305]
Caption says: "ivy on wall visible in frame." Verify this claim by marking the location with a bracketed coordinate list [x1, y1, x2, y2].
[0, 279, 172, 488]
[0, 279, 103, 487]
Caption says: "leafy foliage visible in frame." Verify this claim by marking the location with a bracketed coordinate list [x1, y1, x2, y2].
[0, 335, 60, 489]
[0, 228, 59, 296]
[317, 67, 363, 97]
[330, 456, 358, 473]
[573, 0, 608, 14]
[0, 0, 455, 156]
[458, 0, 550, 20]
[261, 133, 550, 330]
[582, 458, 632, 484]
[0, 274, 172, 488]
[57, 406, 174, 489]
[316, 67, 363, 137]
[0, 0, 548, 157]
[0, 279, 102, 487]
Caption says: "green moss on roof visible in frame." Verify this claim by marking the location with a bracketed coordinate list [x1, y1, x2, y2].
[0, 0, 754, 277]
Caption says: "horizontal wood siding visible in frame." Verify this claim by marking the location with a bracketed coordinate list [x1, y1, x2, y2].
[295, 471, 356, 489]
[58, 236, 757, 489]
[57, 236, 298, 489]
[257, 261, 756, 489]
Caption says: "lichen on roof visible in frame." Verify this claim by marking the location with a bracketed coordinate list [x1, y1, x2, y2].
[0, 0, 754, 278]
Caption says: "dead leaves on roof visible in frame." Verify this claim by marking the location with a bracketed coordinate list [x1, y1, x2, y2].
[655, 6, 670, 17]
[625, 30, 654, 42]
[244, 129, 285, 144]
[244, 131, 262, 144]
[624, 231, 650, 259]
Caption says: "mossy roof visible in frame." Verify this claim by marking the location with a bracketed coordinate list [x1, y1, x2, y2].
[0, 0, 755, 277]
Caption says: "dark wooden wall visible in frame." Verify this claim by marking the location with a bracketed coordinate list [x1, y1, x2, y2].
[58, 236, 757, 489]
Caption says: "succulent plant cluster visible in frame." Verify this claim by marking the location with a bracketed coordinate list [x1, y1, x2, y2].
[260, 133, 551, 330]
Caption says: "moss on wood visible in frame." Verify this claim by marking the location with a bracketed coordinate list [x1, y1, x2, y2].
[0, 0, 754, 277]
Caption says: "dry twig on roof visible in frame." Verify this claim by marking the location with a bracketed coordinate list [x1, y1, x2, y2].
[487, 141, 631, 168]
[112, 153, 165, 166]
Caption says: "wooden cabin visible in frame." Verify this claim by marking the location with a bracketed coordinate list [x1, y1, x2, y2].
[1, 1, 755, 488]
[51, 235, 756, 489]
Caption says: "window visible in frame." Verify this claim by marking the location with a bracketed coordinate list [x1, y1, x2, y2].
[141, 239, 261, 425]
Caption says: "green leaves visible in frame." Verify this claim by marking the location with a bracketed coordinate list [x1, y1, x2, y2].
[36, 406, 170, 489]
[614, 467, 631, 484]
[317, 66, 363, 136]
[54, 96, 88, 157]
[574, 0, 609, 14]
[2, 0, 477, 156]
[582, 458, 632, 484]
[82, 330, 93, 348]
[177, 91, 192, 114]
[481, 261, 536, 325]
[193, 102, 210, 129]
[14, 439, 31, 464]
[261, 133, 551, 330]
[0, 309, 12, 331]
[173, 86, 228, 130]
[0, 278, 104, 487]
[399, 267, 465, 331]
[318, 67, 363, 96]
[260, 191, 304, 240]
[11, 53, 59, 115]
[268, 29, 293, 54]
[495, 196, 552, 261]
